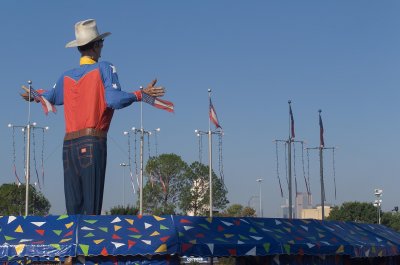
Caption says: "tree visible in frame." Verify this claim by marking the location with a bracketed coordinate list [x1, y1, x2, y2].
[179, 161, 229, 216]
[327, 201, 378, 223]
[141, 154, 188, 215]
[106, 205, 139, 215]
[219, 204, 256, 217]
[381, 212, 400, 232]
[0, 183, 51, 216]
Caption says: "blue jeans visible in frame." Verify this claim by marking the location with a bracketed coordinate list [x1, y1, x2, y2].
[63, 136, 107, 215]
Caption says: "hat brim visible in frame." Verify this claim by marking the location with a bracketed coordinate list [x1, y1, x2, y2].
[65, 32, 111, 48]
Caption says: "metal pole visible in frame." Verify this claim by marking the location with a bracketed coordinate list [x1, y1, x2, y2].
[319, 147, 325, 220]
[208, 89, 213, 218]
[288, 139, 292, 219]
[256, 179, 263, 217]
[139, 129, 144, 215]
[25, 124, 31, 216]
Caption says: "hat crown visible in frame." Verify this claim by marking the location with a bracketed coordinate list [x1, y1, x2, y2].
[65, 19, 111, 48]
[75, 19, 100, 45]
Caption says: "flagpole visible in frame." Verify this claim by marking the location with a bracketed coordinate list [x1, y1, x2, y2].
[208, 89, 213, 218]
[139, 86, 144, 215]
[288, 100, 293, 219]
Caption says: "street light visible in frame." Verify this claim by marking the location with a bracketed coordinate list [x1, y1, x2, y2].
[119, 163, 129, 207]
[256, 178, 263, 217]
[373, 189, 383, 224]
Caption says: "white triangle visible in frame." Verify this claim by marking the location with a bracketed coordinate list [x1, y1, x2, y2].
[111, 242, 125, 249]
[376, 237, 382, 242]
[184, 226, 194, 231]
[111, 217, 121, 223]
[365, 249, 370, 257]
[8, 216, 17, 224]
[207, 243, 214, 254]
[19, 239, 32, 243]
[239, 219, 249, 224]
[326, 227, 335, 232]
[321, 241, 330, 246]
[237, 240, 244, 244]
[142, 240, 151, 245]
[300, 225, 308, 231]
[306, 243, 315, 248]
[81, 226, 94, 231]
[275, 220, 281, 225]
[250, 236, 263, 241]
[273, 255, 280, 264]
[31, 222, 46, 227]
[221, 221, 233, 226]
[262, 228, 272, 232]
[246, 247, 256, 256]
[145, 223, 152, 229]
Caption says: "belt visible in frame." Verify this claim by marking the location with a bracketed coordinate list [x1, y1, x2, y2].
[64, 128, 107, 141]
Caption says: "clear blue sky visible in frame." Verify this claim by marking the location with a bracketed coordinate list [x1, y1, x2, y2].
[1, 1, 400, 216]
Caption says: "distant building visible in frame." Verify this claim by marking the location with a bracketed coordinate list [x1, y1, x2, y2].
[281, 192, 312, 218]
[301, 205, 332, 220]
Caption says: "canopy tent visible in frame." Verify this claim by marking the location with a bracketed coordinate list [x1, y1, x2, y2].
[1, 215, 400, 264]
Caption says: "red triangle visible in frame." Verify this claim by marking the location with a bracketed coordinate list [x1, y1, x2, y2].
[137, 215, 143, 219]
[112, 234, 121, 240]
[228, 249, 237, 256]
[180, 219, 192, 224]
[195, 233, 205, 238]
[128, 227, 139, 233]
[128, 240, 137, 249]
[160, 236, 170, 243]
[32, 240, 45, 244]
[64, 230, 73, 237]
[101, 247, 108, 256]
[182, 243, 193, 253]
[298, 248, 304, 255]
[234, 220, 241, 226]
[217, 225, 225, 232]
[35, 229, 45, 236]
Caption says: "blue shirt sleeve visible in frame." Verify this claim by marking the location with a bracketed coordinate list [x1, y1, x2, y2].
[41, 75, 65, 105]
[99, 61, 138, 109]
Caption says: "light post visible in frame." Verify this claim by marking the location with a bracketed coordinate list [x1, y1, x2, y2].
[8, 121, 49, 216]
[119, 163, 129, 207]
[374, 189, 383, 224]
[256, 178, 263, 217]
[151, 128, 161, 157]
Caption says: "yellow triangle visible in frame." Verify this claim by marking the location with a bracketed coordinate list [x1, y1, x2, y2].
[65, 222, 74, 229]
[284, 228, 291, 233]
[54, 258, 60, 262]
[125, 218, 134, 225]
[114, 225, 122, 231]
[150, 231, 160, 236]
[15, 225, 23, 233]
[59, 238, 72, 243]
[336, 245, 344, 253]
[154, 215, 165, 221]
[94, 239, 104, 244]
[15, 244, 25, 255]
[155, 243, 167, 253]
[224, 234, 234, 238]
[190, 239, 197, 244]
[206, 217, 213, 223]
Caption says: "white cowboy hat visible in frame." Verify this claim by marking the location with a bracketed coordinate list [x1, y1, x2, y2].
[65, 19, 111, 48]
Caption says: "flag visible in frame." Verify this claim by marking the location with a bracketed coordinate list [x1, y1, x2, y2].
[209, 99, 221, 129]
[142, 93, 174, 112]
[289, 105, 295, 139]
[319, 112, 324, 148]
[22, 85, 56, 115]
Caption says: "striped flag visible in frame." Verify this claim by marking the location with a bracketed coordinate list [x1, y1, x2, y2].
[22, 85, 56, 115]
[142, 93, 174, 112]
[319, 112, 324, 148]
[289, 104, 295, 139]
[209, 99, 221, 129]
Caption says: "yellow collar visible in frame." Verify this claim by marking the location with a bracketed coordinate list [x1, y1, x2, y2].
[80, 57, 97, 65]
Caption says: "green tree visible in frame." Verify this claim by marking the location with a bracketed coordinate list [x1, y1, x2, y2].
[141, 154, 188, 215]
[106, 205, 139, 215]
[0, 183, 51, 216]
[219, 204, 256, 217]
[179, 161, 229, 216]
[381, 212, 400, 232]
[327, 201, 378, 223]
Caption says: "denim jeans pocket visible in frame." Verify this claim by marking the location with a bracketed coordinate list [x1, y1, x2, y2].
[77, 143, 94, 168]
